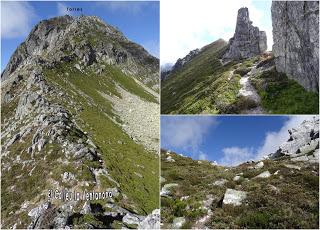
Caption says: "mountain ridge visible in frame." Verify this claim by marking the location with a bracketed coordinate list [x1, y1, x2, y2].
[1, 15, 159, 229]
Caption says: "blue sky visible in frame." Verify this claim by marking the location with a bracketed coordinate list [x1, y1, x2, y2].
[161, 0, 272, 65]
[1, 1, 159, 71]
[161, 115, 314, 166]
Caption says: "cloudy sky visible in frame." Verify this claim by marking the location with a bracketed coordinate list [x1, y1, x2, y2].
[161, 0, 273, 66]
[1, 1, 159, 71]
[161, 115, 315, 166]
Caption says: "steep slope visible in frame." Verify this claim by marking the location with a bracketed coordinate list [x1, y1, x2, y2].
[1, 15, 159, 229]
[161, 6, 319, 115]
[161, 118, 319, 229]
[272, 1, 319, 92]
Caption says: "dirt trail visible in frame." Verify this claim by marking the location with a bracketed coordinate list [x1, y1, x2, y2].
[238, 65, 265, 114]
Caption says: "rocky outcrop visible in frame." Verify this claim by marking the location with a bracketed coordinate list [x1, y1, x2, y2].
[223, 7, 267, 60]
[1, 15, 159, 229]
[162, 49, 200, 80]
[271, 1, 319, 92]
[269, 117, 319, 163]
[222, 189, 247, 206]
[1, 15, 159, 90]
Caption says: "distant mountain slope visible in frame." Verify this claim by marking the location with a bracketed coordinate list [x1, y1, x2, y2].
[1, 15, 159, 229]
[161, 117, 319, 229]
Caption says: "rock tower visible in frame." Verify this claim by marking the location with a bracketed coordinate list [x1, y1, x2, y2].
[223, 7, 267, 60]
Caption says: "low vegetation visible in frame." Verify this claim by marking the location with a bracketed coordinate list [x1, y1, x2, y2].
[161, 150, 319, 229]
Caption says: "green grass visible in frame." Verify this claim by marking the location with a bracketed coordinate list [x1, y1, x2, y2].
[44, 62, 159, 214]
[251, 67, 319, 114]
[161, 150, 319, 229]
[161, 39, 231, 114]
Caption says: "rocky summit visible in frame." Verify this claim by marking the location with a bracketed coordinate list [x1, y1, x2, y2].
[1, 15, 159, 229]
[161, 117, 319, 229]
[223, 7, 267, 60]
[272, 1, 319, 92]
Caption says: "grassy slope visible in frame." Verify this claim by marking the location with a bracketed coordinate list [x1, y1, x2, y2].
[251, 67, 319, 114]
[161, 39, 319, 114]
[43, 62, 159, 215]
[161, 150, 319, 229]
[161, 39, 242, 114]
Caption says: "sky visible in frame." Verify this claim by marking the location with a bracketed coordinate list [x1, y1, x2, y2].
[161, 115, 315, 166]
[161, 0, 273, 66]
[1, 1, 159, 71]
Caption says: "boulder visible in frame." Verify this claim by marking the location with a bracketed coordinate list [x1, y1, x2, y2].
[254, 170, 271, 179]
[172, 217, 186, 229]
[223, 189, 247, 206]
[138, 209, 160, 229]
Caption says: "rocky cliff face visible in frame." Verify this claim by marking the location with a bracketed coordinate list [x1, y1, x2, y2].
[161, 117, 319, 229]
[271, 1, 319, 92]
[223, 7, 267, 60]
[1, 15, 159, 90]
[269, 117, 319, 163]
[1, 15, 159, 229]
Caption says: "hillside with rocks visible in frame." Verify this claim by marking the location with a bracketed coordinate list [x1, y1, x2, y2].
[161, 3, 319, 114]
[1, 15, 159, 229]
[161, 117, 319, 229]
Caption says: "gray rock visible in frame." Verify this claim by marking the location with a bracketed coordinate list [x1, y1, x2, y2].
[223, 189, 247, 206]
[172, 217, 186, 229]
[270, 118, 319, 159]
[271, 1, 319, 92]
[254, 161, 264, 169]
[223, 7, 267, 60]
[160, 183, 178, 196]
[254, 170, 271, 179]
[213, 179, 228, 187]
[284, 164, 301, 170]
[122, 212, 144, 226]
[138, 209, 160, 229]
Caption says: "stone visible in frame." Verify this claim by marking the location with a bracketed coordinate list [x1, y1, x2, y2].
[254, 161, 264, 169]
[270, 118, 319, 158]
[166, 155, 175, 162]
[233, 175, 241, 181]
[223, 7, 267, 60]
[254, 170, 271, 179]
[172, 217, 186, 229]
[271, 1, 319, 92]
[284, 164, 301, 170]
[213, 179, 228, 187]
[160, 183, 178, 196]
[223, 189, 247, 206]
[28, 203, 50, 221]
[138, 209, 160, 229]
[122, 212, 143, 226]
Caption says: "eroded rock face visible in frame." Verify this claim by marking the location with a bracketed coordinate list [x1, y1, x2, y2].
[223, 7, 267, 60]
[270, 117, 319, 163]
[271, 1, 319, 92]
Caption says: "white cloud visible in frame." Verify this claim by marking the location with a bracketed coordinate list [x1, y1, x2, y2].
[161, 116, 218, 153]
[219, 147, 255, 166]
[219, 116, 315, 166]
[1, 2, 36, 38]
[256, 115, 315, 159]
[160, 0, 273, 65]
